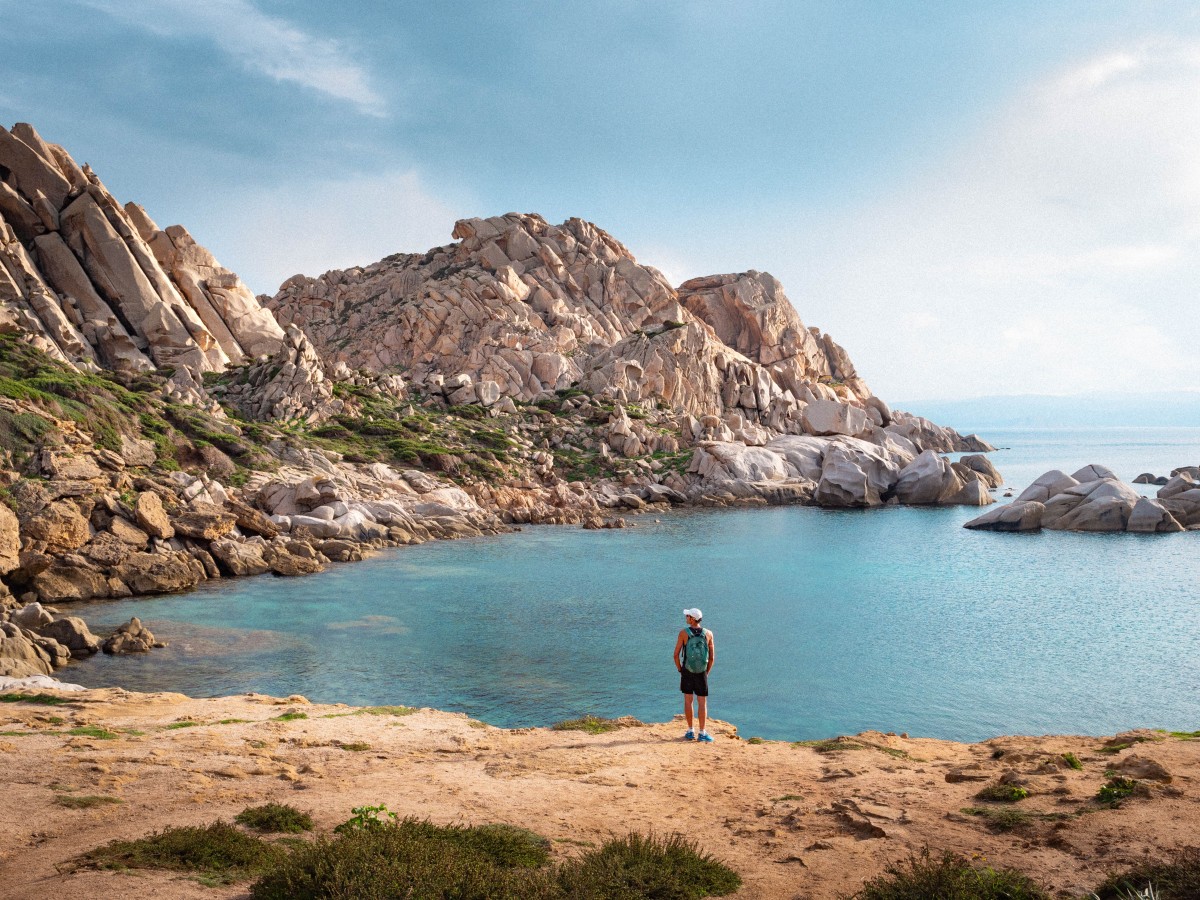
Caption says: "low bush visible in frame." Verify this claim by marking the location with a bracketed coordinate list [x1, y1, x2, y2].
[558, 832, 741, 900]
[845, 849, 1051, 899]
[0, 692, 72, 706]
[250, 817, 556, 900]
[80, 821, 283, 883]
[975, 784, 1029, 803]
[1097, 777, 1139, 805]
[235, 803, 314, 834]
[1091, 847, 1200, 899]
[552, 715, 621, 735]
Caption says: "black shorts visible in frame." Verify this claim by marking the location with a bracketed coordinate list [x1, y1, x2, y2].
[680, 669, 708, 697]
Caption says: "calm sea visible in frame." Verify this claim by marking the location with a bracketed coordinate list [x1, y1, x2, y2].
[66, 427, 1200, 742]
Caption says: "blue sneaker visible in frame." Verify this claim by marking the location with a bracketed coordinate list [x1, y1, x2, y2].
[683, 730, 695, 741]
[697, 732, 714, 743]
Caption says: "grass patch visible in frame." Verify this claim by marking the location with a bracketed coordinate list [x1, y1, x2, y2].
[772, 794, 803, 802]
[960, 807, 1068, 833]
[67, 725, 119, 740]
[1169, 730, 1200, 739]
[166, 721, 200, 729]
[217, 719, 249, 725]
[359, 705, 416, 717]
[55, 795, 123, 810]
[1097, 777, 1140, 805]
[273, 712, 308, 722]
[551, 715, 621, 735]
[79, 821, 283, 884]
[792, 738, 866, 753]
[975, 784, 1029, 803]
[1092, 847, 1200, 899]
[234, 803, 313, 834]
[746, 736, 765, 745]
[0, 692, 72, 706]
[338, 742, 371, 752]
[846, 848, 1050, 899]
[1061, 752, 1084, 770]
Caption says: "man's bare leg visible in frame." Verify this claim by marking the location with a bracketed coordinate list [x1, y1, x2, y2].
[697, 696, 708, 734]
[683, 693, 694, 730]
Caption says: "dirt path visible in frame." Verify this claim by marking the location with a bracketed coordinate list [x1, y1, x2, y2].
[0, 688, 1195, 899]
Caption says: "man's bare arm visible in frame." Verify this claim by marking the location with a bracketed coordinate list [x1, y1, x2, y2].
[673, 630, 686, 672]
[706, 631, 715, 674]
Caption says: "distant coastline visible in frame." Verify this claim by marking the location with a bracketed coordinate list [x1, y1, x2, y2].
[901, 392, 1200, 430]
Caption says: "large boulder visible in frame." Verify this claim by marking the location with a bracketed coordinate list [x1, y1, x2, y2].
[134, 491, 174, 539]
[0, 503, 19, 575]
[1161, 489, 1200, 528]
[958, 454, 1002, 488]
[32, 563, 110, 602]
[22, 501, 91, 553]
[1127, 497, 1184, 534]
[0, 623, 53, 678]
[813, 440, 902, 507]
[116, 551, 201, 594]
[1157, 472, 1196, 501]
[170, 504, 237, 541]
[1042, 479, 1141, 532]
[1016, 470, 1079, 503]
[209, 539, 270, 577]
[102, 617, 164, 654]
[37, 616, 100, 656]
[963, 501, 1045, 532]
[802, 399, 870, 438]
[893, 450, 965, 505]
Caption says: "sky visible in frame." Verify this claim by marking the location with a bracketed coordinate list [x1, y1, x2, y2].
[2, 0, 1199, 403]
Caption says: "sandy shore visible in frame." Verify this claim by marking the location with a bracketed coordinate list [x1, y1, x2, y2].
[0, 687, 1195, 899]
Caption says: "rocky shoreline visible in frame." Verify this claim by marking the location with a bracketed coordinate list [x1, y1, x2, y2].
[0, 683, 1196, 899]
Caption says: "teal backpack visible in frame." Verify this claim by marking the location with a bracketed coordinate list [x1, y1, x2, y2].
[683, 628, 709, 674]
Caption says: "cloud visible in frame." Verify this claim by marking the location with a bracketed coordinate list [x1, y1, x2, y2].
[78, 0, 386, 116]
[196, 168, 473, 294]
[779, 36, 1200, 401]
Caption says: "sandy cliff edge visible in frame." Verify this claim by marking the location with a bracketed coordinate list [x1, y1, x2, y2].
[0, 685, 1195, 899]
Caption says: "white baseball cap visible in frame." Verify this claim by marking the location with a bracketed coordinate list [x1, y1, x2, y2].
[683, 607, 703, 621]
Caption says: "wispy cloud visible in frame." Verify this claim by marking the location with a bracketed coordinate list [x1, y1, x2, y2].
[78, 0, 386, 116]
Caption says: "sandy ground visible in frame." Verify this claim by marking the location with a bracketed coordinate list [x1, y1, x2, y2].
[0, 688, 1195, 899]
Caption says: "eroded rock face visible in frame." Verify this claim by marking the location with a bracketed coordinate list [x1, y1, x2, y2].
[0, 122, 283, 379]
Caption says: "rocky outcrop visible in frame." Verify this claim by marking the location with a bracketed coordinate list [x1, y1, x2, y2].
[102, 616, 164, 654]
[266, 212, 979, 452]
[0, 122, 284, 377]
[965, 466, 1195, 533]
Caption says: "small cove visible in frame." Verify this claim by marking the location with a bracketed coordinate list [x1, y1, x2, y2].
[66, 427, 1200, 742]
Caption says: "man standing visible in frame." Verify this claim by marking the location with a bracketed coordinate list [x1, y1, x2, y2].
[674, 607, 715, 742]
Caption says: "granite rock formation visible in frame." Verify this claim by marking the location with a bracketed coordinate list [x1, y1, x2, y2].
[964, 466, 1198, 533]
[0, 122, 284, 376]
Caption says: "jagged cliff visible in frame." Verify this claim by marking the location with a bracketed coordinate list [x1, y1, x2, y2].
[266, 212, 880, 431]
[0, 123, 284, 376]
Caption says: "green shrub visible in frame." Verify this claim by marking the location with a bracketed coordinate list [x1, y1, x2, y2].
[975, 783, 1029, 803]
[235, 803, 314, 834]
[1091, 848, 1200, 899]
[273, 712, 308, 722]
[558, 832, 740, 899]
[1097, 777, 1139, 805]
[80, 821, 283, 883]
[792, 738, 866, 753]
[251, 817, 557, 900]
[845, 849, 1051, 899]
[551, 715, 621, 735]
[1061, 752, 1084, 770]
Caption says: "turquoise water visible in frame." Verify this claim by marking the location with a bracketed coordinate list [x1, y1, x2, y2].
[67, 428, 1200, 742]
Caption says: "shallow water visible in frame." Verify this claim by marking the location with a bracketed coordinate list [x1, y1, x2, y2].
[67, 427, 1200, 742]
